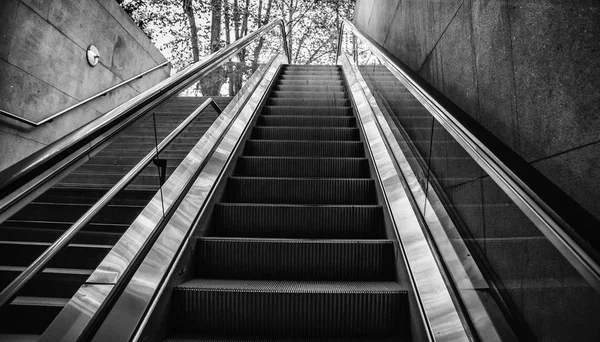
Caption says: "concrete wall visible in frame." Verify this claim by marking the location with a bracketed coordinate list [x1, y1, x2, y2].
[0, 0, 171, 172]
[354, 0, 600, 223]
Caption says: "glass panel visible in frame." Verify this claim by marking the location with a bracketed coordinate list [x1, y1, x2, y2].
[349, 34, 600, 340]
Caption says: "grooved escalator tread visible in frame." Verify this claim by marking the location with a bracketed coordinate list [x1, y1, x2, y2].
[222, 177, 377, 204]
[165, 336, 405, 342]
[212, 203, 384, 239]
[243, 140, 364, 157]
[172, 280, 407, 336]
[233, 157, 370, 178]
[257, 116, 356, 127]
[251, 127, 359, 141]
[196, 237, 395, 280]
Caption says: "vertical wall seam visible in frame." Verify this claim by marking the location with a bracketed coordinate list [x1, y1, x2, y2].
[467, 0, 482, 121]
[382, 0, 403, 47]
[505, 1, 522, 154]
[417, 0, 465, 74]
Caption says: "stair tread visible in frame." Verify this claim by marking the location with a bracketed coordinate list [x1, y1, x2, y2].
[176, 279, 406, 293]
[165, 336, 402, 342]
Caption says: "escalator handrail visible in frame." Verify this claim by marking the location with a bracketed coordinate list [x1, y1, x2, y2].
[0, 18, 291, 217]
[336, 18, 600, 291]
[0, 99, 222, 310]
[0, 61, 170, 127]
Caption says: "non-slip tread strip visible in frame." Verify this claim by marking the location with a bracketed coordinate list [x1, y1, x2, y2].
[176, 279, 405, 293]
[196, 238, 395, 280]
[234, 157, 369, 178]
[213, 203, 384, 238]
[223, 177, 377, 204]
[165, 336, 403, 342]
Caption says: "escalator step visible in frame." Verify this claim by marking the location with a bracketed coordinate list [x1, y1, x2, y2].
[251, 127, 359, 141]
[10, 202, 144, 224]
[262, 106, 352, 117]
[165, 336, 403, 342]
[0, 241, 111, 269]
[222, 177, 377, 204]
[267, 98, 351, 107]
[279, 75, 343, 81]
[243, 140, 364, 157]
[212, 204, 384, 239]
[196, 238, 395, 280]
[271, 91, 347, 99]
[258, 116, 355, 127]
[0, 266, 91, 298]
[233, 157, 370, 178]
[172, 279, 407, 336]
[0, 297, 67, 334]
[273, 85, 346, 92]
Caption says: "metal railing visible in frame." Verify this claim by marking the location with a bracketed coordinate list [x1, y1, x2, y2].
[336, 14, 600, 306]
[0, 61, 170, 127]
[0, 18, 290, 221]
[0, 18, 290, 311]
[0, 98, 221, 310]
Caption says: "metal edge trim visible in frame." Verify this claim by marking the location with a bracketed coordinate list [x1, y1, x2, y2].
[341, 54, 470, 342]
[338, 19, 600, 294]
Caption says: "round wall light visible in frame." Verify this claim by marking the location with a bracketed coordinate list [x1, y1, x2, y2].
[86, 45, 100, 67]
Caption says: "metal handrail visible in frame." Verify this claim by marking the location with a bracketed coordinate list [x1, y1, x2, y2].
[337, 19, 600, 291]
[0, 18, 291, 218]
[0, 18, 291, 309]
[0, 98, 221, 310]
[0, 61, 170, 127]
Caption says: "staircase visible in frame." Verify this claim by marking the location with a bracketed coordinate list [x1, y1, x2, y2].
[165, 65, 409, 341]
[0, 96, 231, 337]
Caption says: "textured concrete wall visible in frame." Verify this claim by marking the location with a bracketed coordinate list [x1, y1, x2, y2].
[0, 0, 171, 172]
[354, 1, 600, 339]
[354, 0, 600, 223]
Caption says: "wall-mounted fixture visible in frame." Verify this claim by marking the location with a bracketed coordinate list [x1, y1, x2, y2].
[86, 45, 100, 67]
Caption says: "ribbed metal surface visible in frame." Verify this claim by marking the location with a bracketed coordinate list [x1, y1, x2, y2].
[196, 238, 395, 280]
[258, 116, 355, 127]
[251, 127, 359, 141]
[271, 91, 348, 99]
[165, 336, 403, 342]
[223, 177, 377, 204]
[262, 106, 352, 117]
[243, 141, 364, 157]
[166, 66, 407, 341]
[273, 85, 346, 92]
[172, 280, 407, 336]
[267, 98, 351, 107]
[233, 157, 370, 178]
[213, 203, 384, 238]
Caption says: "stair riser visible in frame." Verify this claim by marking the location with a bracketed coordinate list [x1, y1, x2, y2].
[0, 271, 88, 298]
[243, 141, 365, 157]
[0, 227, 122, 245]
[11, 203, 143, 224]
[233, 158, 369, 178]
[213, 204, 385, 239]
[274, 85, 346, 92]
[196, 239, 395, 280]
[271, 91, 348, 99]
[0, 243, 110, 269]
[172, 290, 407, 336]
[262, 106, 353, 117]
[251, 128, 359, 141]
[0, 304, 63, 334]
[223, 178, 377, 205]
[257, 116, 356, 127]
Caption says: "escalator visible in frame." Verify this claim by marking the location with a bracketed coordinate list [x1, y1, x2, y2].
[0, 97, 231, 336]
[164, 65, 408, 341]
[0, 17, 598, 342]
